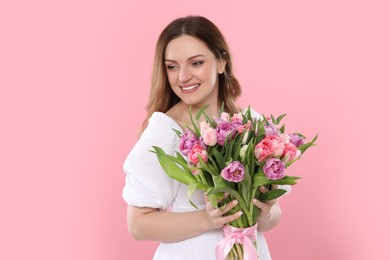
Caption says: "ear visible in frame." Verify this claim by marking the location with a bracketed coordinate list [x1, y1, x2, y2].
[218, 57, 227, 74]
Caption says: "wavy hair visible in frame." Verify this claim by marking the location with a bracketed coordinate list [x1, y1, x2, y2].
[140, 16, 242, 134]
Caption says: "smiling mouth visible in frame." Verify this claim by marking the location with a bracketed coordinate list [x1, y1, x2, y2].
[180, 84, 200, 91]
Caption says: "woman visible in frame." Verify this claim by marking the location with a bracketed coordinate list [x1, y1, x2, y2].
[122, 16, 287, 260]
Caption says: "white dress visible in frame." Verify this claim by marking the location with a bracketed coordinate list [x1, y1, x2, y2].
[122, 109, 290, 260]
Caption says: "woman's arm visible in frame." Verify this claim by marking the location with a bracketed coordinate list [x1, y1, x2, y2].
[127, 196, 242, 243]
[253, 185, 283, 232]
[253, 199, 282, 232]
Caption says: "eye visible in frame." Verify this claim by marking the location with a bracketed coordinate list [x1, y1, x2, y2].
[166, 64, 179, 71]
[192, 61, 204, 67]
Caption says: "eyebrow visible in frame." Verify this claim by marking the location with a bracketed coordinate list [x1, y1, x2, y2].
[164, 54, 206, 63]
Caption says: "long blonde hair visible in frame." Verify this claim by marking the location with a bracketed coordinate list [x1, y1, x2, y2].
[140, 16, 242, 134]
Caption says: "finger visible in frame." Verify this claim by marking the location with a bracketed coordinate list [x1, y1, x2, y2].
[253, 198, 268, 210]
[253, 198, 262, 209]
[217, 192, 229, 203]
[204, 193, 209, 202]
[259, 186, 268, 193]
[221, 211, 243, 225]
[221, 200, 238, 214]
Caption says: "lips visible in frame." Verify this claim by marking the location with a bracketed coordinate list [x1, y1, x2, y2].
[180, 83, 200, 91]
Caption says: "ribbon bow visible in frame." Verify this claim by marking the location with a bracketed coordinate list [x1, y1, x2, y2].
[215, 224, 258, 260]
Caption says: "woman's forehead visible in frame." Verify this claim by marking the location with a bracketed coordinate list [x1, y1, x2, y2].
[165, 35, 213, 61]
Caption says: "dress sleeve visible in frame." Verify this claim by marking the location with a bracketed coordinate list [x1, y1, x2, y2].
[122, 113, 181, 210]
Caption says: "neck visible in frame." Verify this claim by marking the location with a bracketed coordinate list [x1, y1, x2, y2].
[179, 101, 221, 123]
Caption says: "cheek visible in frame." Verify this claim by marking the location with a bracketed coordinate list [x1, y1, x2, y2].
[199, 65, 218, 83]
[166, 72, 176, 85]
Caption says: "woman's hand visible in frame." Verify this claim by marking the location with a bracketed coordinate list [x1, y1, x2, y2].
[203, 193, 242, 230]
[252, 185, 277, 221]
[253, 185, 282, 231]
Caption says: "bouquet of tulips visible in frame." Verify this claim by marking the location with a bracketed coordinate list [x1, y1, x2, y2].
[152, 105, 317, 260]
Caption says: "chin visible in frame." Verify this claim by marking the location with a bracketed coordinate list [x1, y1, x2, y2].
[180, 97, 206, 107]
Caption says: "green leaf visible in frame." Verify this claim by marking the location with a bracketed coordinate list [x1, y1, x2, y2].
[232, 141, 242, 161]
[207, 186, 248, 213]
[197, 154, 218, 176]
[253, 173, 271, 187]
[203, 112, 216, 128]
[203, 171, 214, 187]
[246, 106, 253, 122]
[285, 157, 301, 167]
[279, 124, 285, 134]
[175, 152, 187, 164]
[296, 132, 306, 139]
[164, 154, 190, 172]
[259, 189, 287, 201]
[183, 122, 195, 134]
[252, 188, 261, 220]
[247, 142, 255, 175]
[271, 114, 277, 124]
[187, 182, 200, 209]
[298, 134, 318, 154]
[208, 156, 220, 174]
[212, 175, 228, 190]
[244, 141, 253, 166]
[262, 114, 270, 125]
[172, 128, 183, 138]
[224, 139, 234, 163]
[276, 114, 287, 125]
[213, 149, 225, 170]
[269, 176, 301, 185]
[208, 192, 219, 208]
[152, 146, 196, 185]
[187, 182, 208, 209]
[189, 106, 200, 136]
[195, 105, 209, 121]
[242, 166, 252, 205]
[218, 201, 227, 211]
[219, 102, 225, 115]
[255, 123, 265, 144]
[254, 173, 301, 187]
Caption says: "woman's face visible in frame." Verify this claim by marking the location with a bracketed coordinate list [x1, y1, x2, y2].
[164, 35, 226, 108]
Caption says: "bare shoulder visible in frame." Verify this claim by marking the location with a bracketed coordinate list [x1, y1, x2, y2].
[165, 103, 192, 130]
[165, 103, 183, 123]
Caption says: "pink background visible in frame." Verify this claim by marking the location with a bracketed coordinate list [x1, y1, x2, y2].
[1, 0, 389, 259]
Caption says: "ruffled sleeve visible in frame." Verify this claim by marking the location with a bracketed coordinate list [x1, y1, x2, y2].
[122, 112, 182, 210]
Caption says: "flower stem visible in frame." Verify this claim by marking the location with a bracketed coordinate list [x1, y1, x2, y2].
[231, 244, 238, 258]
[235, 243, 243, 260]
[248, 187, 258, 226]
[199, 171, 207, 185]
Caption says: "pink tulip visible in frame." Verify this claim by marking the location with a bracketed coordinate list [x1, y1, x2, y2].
[188, 144, 208, 165]
[282, 142, 301, 163]
[203, 128, 217, 146]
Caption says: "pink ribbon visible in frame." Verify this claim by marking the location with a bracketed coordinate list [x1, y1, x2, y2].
[215, 224, 258, 260]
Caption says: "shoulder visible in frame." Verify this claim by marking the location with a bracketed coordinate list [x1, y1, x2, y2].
[140, 112, 182, 145]
[124, 112, 182, 169]
[145, 111, 181, 131]
[165, 103, 183, 126]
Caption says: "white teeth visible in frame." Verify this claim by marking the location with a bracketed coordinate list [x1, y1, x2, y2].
[182, 84, 200, 91]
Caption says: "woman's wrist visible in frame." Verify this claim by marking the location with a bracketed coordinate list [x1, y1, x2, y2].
[257, 201, 281, 232]
[259, 206, 273, 223]
[199, 209, 215, 232]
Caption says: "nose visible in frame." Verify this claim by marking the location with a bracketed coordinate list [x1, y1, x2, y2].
[178, 66, 192, 83]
